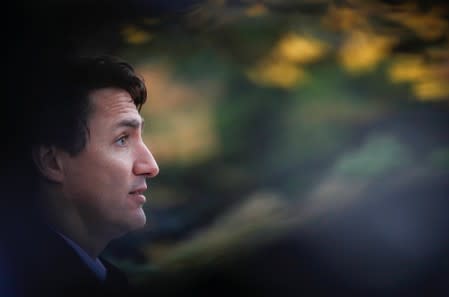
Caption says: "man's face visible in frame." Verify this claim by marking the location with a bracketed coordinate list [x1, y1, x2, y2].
[60, 88, 159, 238]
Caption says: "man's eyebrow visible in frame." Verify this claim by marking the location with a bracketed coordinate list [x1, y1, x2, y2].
[115, 117, 144, 129]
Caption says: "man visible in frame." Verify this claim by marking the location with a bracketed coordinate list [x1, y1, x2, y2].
[2, 55, 159, 296]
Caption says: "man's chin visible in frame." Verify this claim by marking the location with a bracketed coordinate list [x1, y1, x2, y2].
[129, 209, 147, 230]
[112, 211, 146, 238]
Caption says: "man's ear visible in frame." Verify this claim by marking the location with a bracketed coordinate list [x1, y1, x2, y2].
[32, 145, 65, 183]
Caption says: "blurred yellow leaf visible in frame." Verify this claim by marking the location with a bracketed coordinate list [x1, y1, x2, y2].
[339, 30, 396, 73]
[388, 55, 430, 83]
[385, 7, 448, 41]
[275, 33, 328, 64]
[247, 58, 306, 88]
[121, 25, 153, 44]
[414, 79, 449, 101]
[389, 55, 449, 100]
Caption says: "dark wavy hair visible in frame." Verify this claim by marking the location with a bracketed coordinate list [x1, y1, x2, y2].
[30, 55, 147, 155]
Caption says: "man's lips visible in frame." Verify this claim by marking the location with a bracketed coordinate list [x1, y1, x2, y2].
[129, 186, 147, 195]
[129, 186, 147, 204]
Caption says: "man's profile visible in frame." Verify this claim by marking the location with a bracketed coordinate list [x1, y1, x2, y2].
[2, 55, 159, 296]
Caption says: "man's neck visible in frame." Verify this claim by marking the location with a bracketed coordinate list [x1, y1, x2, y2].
[37, 189, 110, 259]
[46, 218, 106, 259]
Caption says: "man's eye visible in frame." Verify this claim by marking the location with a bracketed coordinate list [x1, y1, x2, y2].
[116, 135, 128, 146]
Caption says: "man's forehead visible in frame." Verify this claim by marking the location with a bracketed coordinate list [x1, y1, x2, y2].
[85, 90, 146, 135]
[89, 88, 140, 118]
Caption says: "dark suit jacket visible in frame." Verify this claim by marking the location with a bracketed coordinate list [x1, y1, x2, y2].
[2, 214, 130, 297]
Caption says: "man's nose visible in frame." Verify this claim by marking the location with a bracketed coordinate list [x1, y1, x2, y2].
[133, 142, 159, 178]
